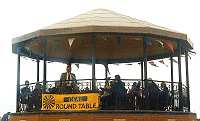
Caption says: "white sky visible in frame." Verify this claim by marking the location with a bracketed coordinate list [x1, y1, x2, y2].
[0, 0, 200, 118]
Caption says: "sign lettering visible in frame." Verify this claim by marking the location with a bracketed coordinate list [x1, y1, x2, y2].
[41, 93, 99, 111]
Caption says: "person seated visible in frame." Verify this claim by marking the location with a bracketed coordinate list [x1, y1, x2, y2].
[32, 82, 42, 111]
[159, 82, 170, 111]
[20, 80, 33, 112]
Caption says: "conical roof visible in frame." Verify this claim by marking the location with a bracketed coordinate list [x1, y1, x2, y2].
[13, 9, 191, 45]
[12, 9, 192, 64]
[44, 9, 178, 32]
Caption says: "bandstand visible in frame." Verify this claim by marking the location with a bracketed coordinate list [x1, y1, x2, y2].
[10, 9, 197, 121]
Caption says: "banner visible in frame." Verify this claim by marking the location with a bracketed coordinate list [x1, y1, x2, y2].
[158, 60, 168, 67]
[149, 61, 158, 67]
[163, 40, 174, 53]
[42, 93, 100, 111]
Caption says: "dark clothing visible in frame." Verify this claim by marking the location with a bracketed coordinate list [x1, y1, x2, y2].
[1, 112, 10, 121]
[49, 87, 59, 94]
[20, 86, 33, 111]
[110, 81, 126, 95]
[20, 87, 31, 104]
[32, 87, 42, 111]
[110, 80, 128, 109]
[159, 86, 170, 110]
[144, 81, 160, 110]
[60, 73, 78, 93]
[128, 82, 141, 110]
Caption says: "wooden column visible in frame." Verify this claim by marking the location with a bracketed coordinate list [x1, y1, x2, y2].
[185, 50, 190, 111]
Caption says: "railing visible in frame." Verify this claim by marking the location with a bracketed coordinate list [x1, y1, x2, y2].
[18, 79, 189, 112]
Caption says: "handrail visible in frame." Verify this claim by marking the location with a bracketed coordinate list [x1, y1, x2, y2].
[19, 79, 180, 86]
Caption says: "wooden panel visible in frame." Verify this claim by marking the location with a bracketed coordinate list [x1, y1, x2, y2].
[10, 112, 197, 121]
[59, 119, 70, 121]
[113, 119, 126, 121]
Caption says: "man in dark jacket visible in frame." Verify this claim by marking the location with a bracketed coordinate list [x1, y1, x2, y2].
[159, 82, 170, 110]
[32, 83, 42, 111]
[20, 80, 33, 111]
[110, 75, 128, 109]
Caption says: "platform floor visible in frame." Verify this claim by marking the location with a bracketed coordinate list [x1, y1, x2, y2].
[10, 110, 197, 121]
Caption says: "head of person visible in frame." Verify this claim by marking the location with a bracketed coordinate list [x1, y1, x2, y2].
[25, 80, 29, 87]
[35, 82, 42, 89]
[67, 64, 71, 73]
[115, 75, 121, 82]
[137, 81, 141, 87]
[106, 77, 111, 80]
[161, 82, 166, 88]
[132, 82, 137, 88]
[146, 80, 153, 88]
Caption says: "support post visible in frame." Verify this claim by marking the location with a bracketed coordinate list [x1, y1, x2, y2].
[143, 36, 148, 87]
[16, 54, 21, 112]
[43, 40, 47, 92]
[105, 64, 108, 79]
[178, 41, 183, 111]
[92, 34, 96, 91]
[170, 56, 175, 110]
[140, 61, 144, 108]
[37, 59, 40, 83]
[185, 50, 190, 111]
[141, 61, 144, 87]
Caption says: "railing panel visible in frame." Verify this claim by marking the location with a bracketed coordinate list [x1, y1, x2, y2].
[18, 79, 189, 112]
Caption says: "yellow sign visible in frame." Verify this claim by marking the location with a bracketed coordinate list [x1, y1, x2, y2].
[41, 93, 100, 111]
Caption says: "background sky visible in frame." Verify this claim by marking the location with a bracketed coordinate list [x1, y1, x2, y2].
[0, 0, 200, 118]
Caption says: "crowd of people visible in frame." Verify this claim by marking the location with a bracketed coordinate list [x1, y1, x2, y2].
[19, 64, 77, 111]
[20, 80, 42, 112]
[19, 64, 172, 112]
[100, 76, 171, 111]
